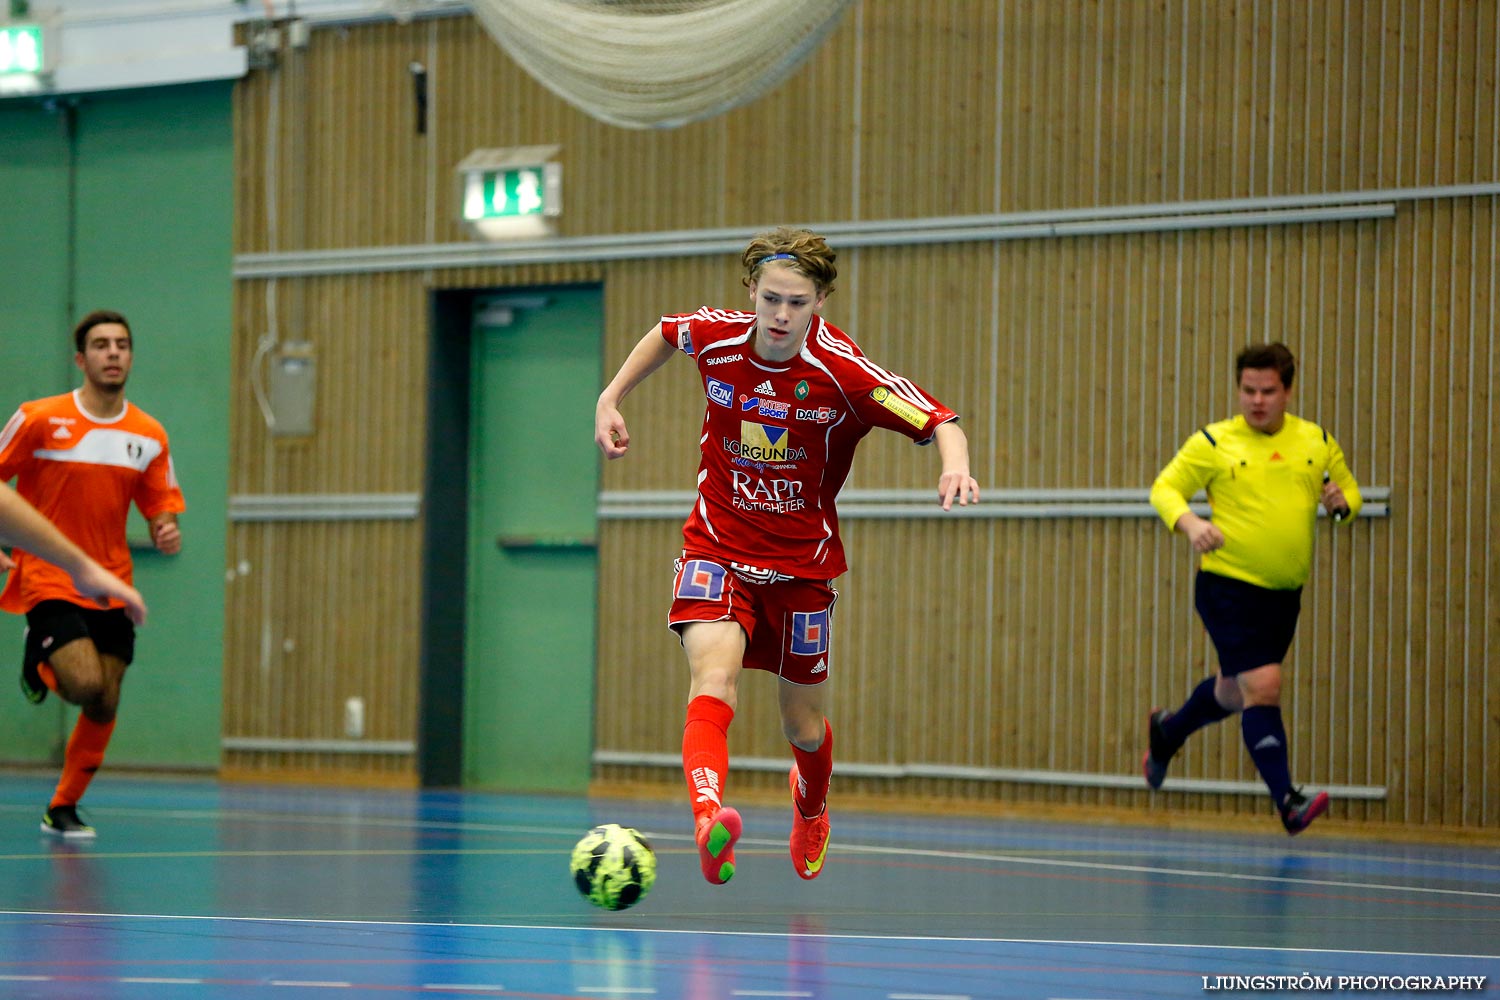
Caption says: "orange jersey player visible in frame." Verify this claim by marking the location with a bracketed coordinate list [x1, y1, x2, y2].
[0, 309, 185, 839]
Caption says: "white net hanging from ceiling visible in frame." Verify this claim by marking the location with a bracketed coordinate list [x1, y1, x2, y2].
[467, 0, 857, 129]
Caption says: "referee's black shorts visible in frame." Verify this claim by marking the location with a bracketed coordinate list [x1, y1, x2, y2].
[1194, 570, 1301, 676]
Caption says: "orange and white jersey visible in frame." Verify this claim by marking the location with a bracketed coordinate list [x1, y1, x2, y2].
[0, 391, 185, 614]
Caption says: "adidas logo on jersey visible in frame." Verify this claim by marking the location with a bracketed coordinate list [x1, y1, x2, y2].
[810, 658, 827, 674]
[52, 426, 72, 439]
[753, 380, 775, 395]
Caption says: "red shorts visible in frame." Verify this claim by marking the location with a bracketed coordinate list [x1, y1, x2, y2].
[667, 554, 837, 685]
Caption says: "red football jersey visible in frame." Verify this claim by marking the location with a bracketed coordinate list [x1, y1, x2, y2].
[661, 307, 957, 579]
[0, 391, 185, 613]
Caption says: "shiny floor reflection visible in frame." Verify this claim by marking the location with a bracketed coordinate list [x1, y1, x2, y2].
[0, 774, 1495, 999]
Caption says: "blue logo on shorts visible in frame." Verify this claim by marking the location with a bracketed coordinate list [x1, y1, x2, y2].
[677, 560, 727, 600]
[790, 609, 830, 655]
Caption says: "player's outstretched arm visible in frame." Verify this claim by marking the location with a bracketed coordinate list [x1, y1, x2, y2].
[596, 326, 678, 460]
[933, 422, 979, 511]
[0, 483, 148, 625]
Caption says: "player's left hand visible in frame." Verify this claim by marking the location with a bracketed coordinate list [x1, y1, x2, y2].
[938, 471, 979, 511]
[150, 518, 182, 555]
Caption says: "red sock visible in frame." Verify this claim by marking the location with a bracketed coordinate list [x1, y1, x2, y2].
[790, 718, 834, 818]
[51, 715, 116, 808]
[683, 695, 734, 825]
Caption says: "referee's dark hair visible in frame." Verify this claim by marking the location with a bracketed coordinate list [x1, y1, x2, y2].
[1236, 342, 1295, 390]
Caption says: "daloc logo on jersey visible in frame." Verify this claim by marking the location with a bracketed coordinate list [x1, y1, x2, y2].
[791, 609, 830, 655]
[707, 378, 734, 407]
[676, 560, 726, 601]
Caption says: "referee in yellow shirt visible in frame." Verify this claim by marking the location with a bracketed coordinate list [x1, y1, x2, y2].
[1143, 343, 1362, 835]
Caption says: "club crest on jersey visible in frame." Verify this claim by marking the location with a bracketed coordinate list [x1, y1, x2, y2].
[870, 386, 929, 430]
[794, 380, 810, 400]
[791, 609, 830, 655]
[726, 421, 806, 463]
[676, 559, 726, 601]
[740, 395, 790, 419]
[706, 378, 734, 407]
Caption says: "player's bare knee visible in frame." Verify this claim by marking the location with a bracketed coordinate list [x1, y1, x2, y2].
[689, 667, 738, 708]
[58, 672, 106, 707]
[1214, 674, 1245, 711]
[784, 719, 824, 750]
[1236, 664, 1282, 706]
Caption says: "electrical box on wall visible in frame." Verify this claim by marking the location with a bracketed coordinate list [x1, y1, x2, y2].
[269, 340, 316, 436]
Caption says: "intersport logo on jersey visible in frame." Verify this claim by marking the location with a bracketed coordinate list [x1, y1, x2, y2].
[740, 395, 790, 419]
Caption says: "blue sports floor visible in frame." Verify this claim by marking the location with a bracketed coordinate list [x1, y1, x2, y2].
[0, 774, 1495, 999]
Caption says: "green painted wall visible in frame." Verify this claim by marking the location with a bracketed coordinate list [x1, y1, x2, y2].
[463, 288, 602, 791]
[0, 84, 231, 768]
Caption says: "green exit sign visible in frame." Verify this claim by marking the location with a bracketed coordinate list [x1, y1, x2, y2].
[0, 24, 43, 76]
[456, 147, 561, 239]
[461, 164, 560, 221]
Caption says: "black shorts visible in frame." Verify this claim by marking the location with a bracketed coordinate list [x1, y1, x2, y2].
[1194, 571, 1301, 676]
[23, 600, 136, 672]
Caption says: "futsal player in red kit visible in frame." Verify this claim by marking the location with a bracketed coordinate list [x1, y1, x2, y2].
[595, 227, 979, 885]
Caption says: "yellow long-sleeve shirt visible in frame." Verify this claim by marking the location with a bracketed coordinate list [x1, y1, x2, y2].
[1150, 413, 1362, 590]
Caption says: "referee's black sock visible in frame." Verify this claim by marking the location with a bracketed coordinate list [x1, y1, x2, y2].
[1242, 705, 1293, 806]
[1160, 676, 1233, 749]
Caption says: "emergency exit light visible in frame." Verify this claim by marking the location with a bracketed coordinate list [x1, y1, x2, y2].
[0, 24, 43, 75]
[462, 165, 559, 221]
[457, 145, 561, 240]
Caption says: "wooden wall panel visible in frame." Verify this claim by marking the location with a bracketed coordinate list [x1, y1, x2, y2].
[230, 4, 1499, 829]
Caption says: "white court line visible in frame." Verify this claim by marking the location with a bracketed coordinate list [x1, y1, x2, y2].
[270, 982, 352, 988]
[733, 992, 815, 997]
[575, 989, 656, 995]
[889, 993, 971, 1000]
[0, 976, 50, 982]
[120, 978, 203, 985]
[0, 911, 1495, 961]
[422, 988, 508, 994]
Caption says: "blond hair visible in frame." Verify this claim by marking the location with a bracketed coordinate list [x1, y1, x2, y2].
[741, 226, 837, 296]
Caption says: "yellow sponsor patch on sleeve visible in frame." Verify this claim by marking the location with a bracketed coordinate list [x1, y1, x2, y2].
[870, 386, 929, 430]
